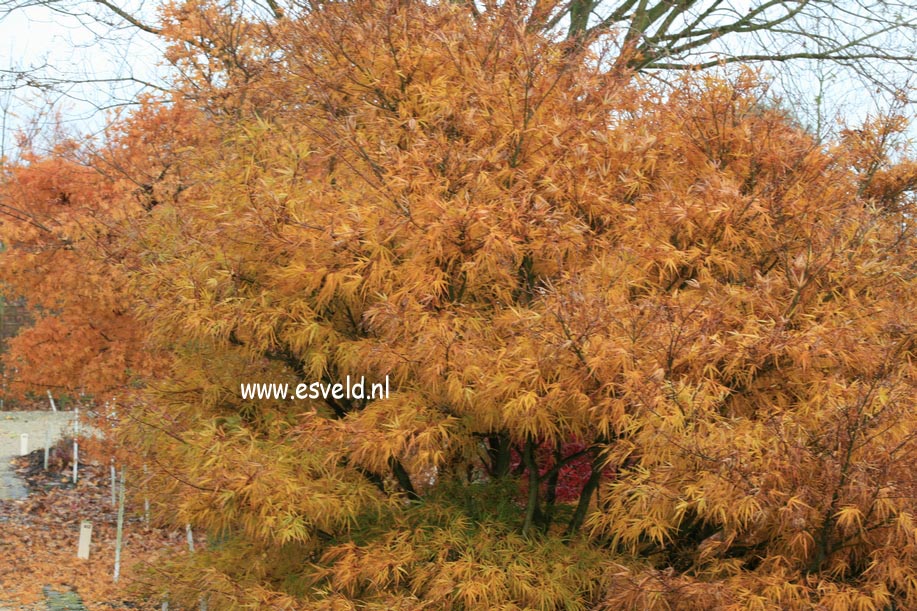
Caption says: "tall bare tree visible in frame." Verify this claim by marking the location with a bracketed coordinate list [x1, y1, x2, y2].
[0, 0, 914, 134]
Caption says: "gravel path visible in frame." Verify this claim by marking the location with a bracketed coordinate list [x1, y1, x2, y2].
[0, 411, 77, 500]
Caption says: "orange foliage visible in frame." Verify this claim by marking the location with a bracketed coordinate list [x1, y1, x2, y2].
[2, 0, 917, 609]
[0, 100, 206, 398]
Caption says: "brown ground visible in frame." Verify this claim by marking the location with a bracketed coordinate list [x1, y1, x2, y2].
[0, 445, 185, 610]
[0, 411, 77, 500]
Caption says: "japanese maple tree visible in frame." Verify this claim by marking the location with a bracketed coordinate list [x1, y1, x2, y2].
[3, 1, 917, 609]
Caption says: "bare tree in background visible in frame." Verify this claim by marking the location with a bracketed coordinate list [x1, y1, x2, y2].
[0, 0, 167, 143]
[0, 0, 915, 137]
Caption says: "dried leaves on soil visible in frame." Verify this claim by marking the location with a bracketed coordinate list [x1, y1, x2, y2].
[0, 448, 185, 610]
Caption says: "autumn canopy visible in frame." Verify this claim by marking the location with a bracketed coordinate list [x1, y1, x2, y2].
[2, 0, 917, 608]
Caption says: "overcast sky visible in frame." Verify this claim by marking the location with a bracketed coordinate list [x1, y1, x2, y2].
[1, 0, 914, 159]
[1, 1, 164, 156]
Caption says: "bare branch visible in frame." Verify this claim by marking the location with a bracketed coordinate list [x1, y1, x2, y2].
[90, 0, 160, 34]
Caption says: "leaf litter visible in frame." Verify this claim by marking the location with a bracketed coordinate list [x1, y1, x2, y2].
[0, 439, 186, 610]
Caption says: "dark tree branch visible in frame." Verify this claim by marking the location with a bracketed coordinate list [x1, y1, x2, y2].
[91, 0, 161, 34]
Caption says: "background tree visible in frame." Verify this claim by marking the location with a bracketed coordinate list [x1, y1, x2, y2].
[0, 0, 915, 138]
[0, 97, 202, 397]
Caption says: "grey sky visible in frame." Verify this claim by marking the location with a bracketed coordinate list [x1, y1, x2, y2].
[1, 0, 163, 156]
[0, 0, 914, 157]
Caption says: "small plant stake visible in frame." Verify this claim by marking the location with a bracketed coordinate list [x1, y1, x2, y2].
[19, 433, 28, 456]
[143, 464, 151, 524]
[47, 390, 57, 412]
[184, 525, 207, 610]
[114, 468, 126, 582]
[110, 459, 117, 506]
[77, 520, 92, 560]
[72, 408, 79, 484]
